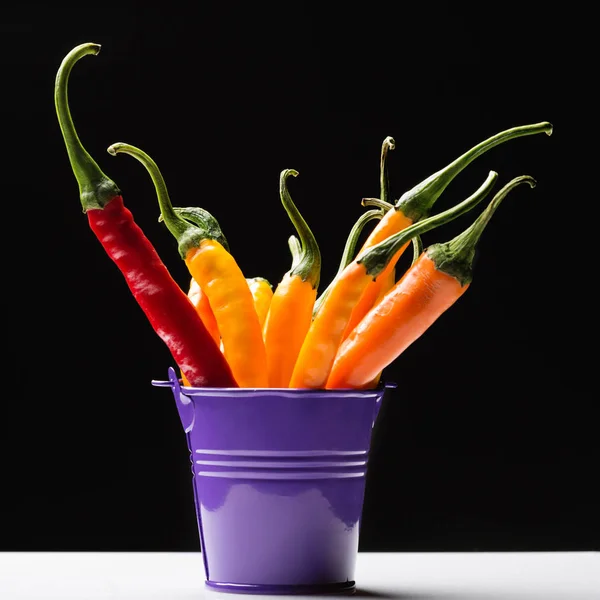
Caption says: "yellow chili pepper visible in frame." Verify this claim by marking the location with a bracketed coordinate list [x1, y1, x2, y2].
[161, 205, 229, 349]
[262, 170, 321, 388]
[246, 277, 273, 332]
[162, 207, 227, 386]
[108, 142, 267, 388]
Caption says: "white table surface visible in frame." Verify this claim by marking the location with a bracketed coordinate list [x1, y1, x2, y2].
[0, 551, 598, 599]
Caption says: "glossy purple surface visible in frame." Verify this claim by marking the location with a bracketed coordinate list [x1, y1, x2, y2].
[152, 367, 395, 594]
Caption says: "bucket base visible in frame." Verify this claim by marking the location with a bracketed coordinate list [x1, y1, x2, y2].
[205, 579, 356, 595]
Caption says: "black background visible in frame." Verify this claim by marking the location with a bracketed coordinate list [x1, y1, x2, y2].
[2, 2, 597, 552]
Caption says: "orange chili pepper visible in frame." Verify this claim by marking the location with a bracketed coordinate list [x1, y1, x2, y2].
[311, 138, 395, 319]
[327, 175, 536, 389]
[330, 122, 553, 330]
[247, 277, 273, 332]
[181, 277, 225, 387]
[262, 170, 321, 387]
[312, 207, 385, 317]
[187, 277, 221, 346]
[359, 230, 422, 389]
[108, 143, 267, 388]
[288, 171, 498, 389]
[340, 136, 397, 338]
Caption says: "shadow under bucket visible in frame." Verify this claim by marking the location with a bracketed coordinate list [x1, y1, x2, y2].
[152, 366, 396, 595]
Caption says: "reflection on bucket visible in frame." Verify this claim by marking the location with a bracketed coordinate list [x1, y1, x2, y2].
[152, 366, 396, 594]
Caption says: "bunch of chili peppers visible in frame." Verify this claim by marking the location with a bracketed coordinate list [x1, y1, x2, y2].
[56, 43, 552, 390]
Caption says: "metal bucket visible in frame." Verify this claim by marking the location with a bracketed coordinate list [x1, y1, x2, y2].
[153, 366, 395, 594]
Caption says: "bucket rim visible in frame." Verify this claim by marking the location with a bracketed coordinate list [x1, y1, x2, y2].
[152, 373, 397, 398]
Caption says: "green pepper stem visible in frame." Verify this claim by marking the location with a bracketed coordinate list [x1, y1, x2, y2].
[55, 43, 120, 211]
[359, 170, 499, 277]
[396, 121, 552, 222]
[380, 136, 395, 206]
[159, 206, 230, 253]
[107, 142, 205, 258]
[411, 235, 423, 266]
[313, 208, 384, 316]
[280, 169, 321, 289]
[428, 175, 536, 286]
[362, 197, 394, 212]
[337, 209, 384, 275]
[288, 235, 302, 270]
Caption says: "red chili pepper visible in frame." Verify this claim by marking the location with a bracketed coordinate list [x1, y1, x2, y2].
[55, 42, 237, 388]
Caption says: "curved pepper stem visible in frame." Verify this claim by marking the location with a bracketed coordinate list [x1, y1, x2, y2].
[360, 170, 499, 277]
[280, 169, 321, 289]
[429, 175, 536, 286]
[55, 42, 120, 211]
[362, 197, 394, 212]
[380, 136, 395, 206]
[396, 121, 552, 222]
[337, 209, 385, 275]
[107, 143, 208, 258]
[411, 235, 423, 266]
[313, 207, 384, 316]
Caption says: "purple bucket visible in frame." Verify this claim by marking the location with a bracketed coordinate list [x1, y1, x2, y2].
[152, 367, 396, 595]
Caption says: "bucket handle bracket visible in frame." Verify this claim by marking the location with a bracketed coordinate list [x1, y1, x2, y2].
[152, 367, 195, 433]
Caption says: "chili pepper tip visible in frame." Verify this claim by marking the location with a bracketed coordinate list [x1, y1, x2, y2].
[107, 144, 121, 156]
